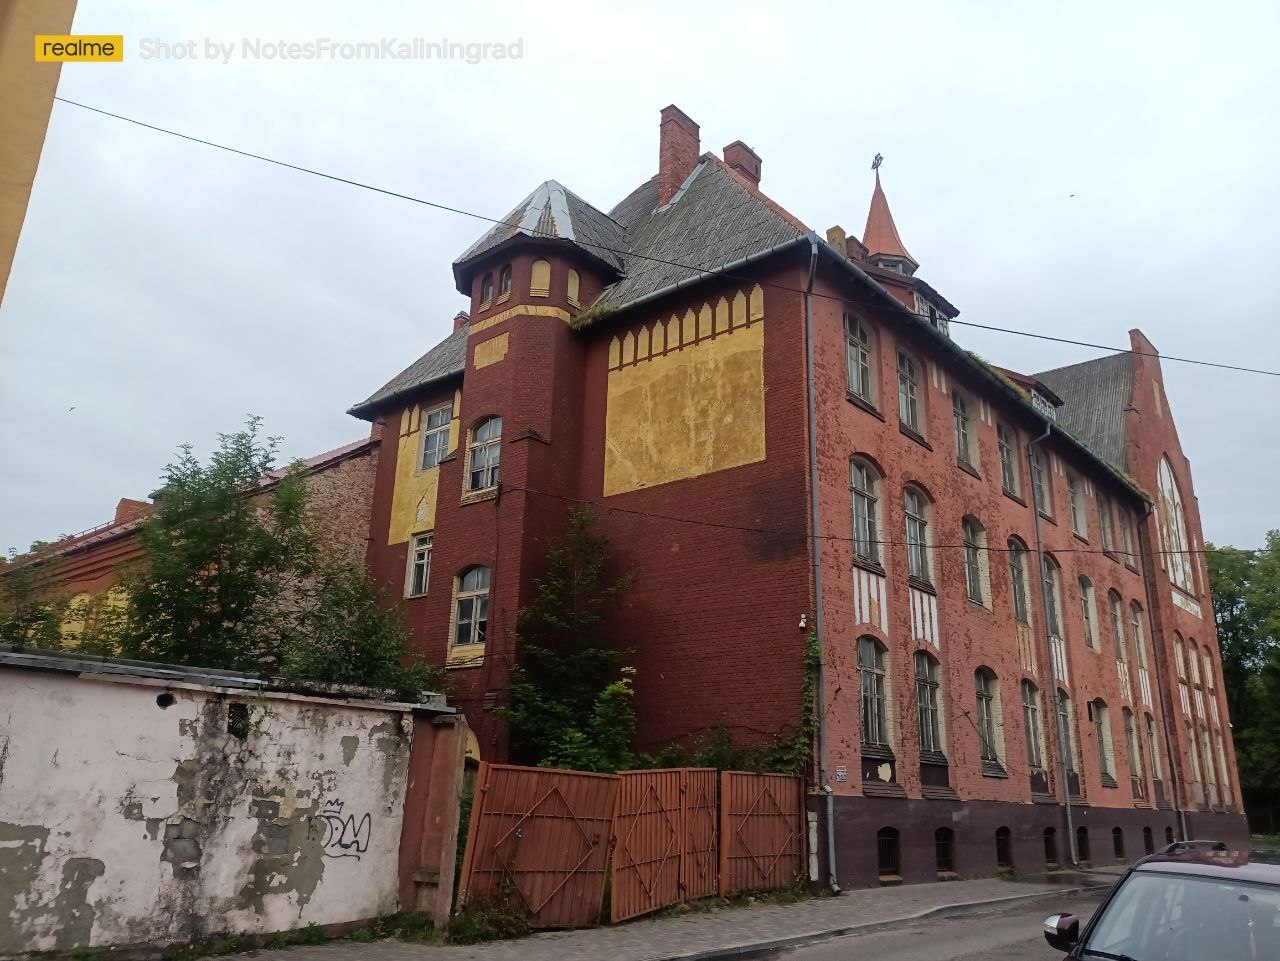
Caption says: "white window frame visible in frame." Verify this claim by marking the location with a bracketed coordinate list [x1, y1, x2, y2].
[975, 668, 1002, 763]
[406, 532, 432, 598]
[1067, 471, 1087, 538]
[844, 314, 875, 403]
[1008, 540, 1029, 622]
[466, 416, 502, 492]
[420, 404, 452, 469]
[952, 390, 973, 466]
[904, 487, 930, 582]
[997, 423, 1019, 494]
[1031, 447, 1051, 515]
[897, 351, 921, 434]
[915, 651, 942, 755]
[452, 566, 490, 648]
[851, 459, 880, 565]
[1022, 680, 1044, 770]
[859, 636, 890, 749]
[1078, 576, 1097, 649]
[962, 516, 986, 605]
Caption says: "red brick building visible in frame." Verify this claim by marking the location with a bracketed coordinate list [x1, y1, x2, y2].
[351, 105, 1245, 882]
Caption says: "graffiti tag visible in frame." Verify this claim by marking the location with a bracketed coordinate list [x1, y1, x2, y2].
[308, 797, 372, 859]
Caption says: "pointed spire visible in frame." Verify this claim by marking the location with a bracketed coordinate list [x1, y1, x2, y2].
[862, 168, 917, 270]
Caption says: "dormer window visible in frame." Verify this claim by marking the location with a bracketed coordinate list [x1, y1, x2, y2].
[1031, 391, 1057, 421]
[915, 293, 950, 339]
[479, 273, 494, 308]
[497, 264, 512, 298]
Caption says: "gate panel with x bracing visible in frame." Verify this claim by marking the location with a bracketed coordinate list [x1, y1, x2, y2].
[718, 770, 804, 896]
[456, 762, 620, 929]
[610, 768, 718, 921]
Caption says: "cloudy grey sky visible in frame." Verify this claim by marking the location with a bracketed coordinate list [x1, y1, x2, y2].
[2, 0, 1278, 553]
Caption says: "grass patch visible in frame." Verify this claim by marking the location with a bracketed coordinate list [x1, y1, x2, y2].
[446, 898, 531, 945]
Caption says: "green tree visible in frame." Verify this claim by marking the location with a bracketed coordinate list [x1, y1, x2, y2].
[0, 546, 65, 647]
[1208, 531, 1280, 827]
[505, 508, 636, 771]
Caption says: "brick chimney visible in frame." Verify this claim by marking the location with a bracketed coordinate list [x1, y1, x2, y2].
[114, 498, 150, 525]
[658, 105, 700, 206]
[723, 140, 761, 187]
[453, 309, 471, 332]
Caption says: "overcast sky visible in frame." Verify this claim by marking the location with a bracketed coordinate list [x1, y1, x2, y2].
[2, 0, 1278, 554]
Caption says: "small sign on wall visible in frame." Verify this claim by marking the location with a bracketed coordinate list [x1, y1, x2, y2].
[834, 764, 848, 783]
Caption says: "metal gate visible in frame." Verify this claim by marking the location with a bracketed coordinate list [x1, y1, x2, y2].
[610, 768, 718, 921]
[456, 762, 620, 929]
[718, 770, 804, 896]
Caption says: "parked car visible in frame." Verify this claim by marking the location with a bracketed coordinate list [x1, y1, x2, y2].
[1042, 841, 1280, 960]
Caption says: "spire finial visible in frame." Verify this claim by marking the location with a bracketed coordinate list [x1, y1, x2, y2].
[871, 152, 883, 172]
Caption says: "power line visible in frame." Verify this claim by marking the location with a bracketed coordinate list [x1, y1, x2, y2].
[53, 96, 1280, 379]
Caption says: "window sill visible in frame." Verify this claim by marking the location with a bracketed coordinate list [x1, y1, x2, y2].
[1071, 532, 1090, 545]
[1100, 774, 1119, 789]
[907, 576, 936, 596]
[966, 597, 993, 615]
[899, 424, 932, 451]
[1002, 489, 1027, 507]
[446, 645, 485, 668]
[862, 781, 906, 798]
[852, 556, 887, 578]
[846, 392, 884, 421]
[919, 750, 949, 766]
[478, 300, 492, 312]
[1031, 792, 1058, 805]
[922, 785, 960, 801]
[461, 487, 498, 506]
[980, 760, 1009, 779]
[861, 744, 896, 762]
[1037, 510, 1057, 526]
[956, 459, 980, 480]
[495, 292, 510, 305]
[1124, 561, 1140, 574]
[1102, 549, 1119, 563]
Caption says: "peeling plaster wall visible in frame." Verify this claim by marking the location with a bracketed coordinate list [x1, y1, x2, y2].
[0, 670, 414, 955]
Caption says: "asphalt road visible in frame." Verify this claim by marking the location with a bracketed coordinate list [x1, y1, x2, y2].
[767, 890, 1104, 961]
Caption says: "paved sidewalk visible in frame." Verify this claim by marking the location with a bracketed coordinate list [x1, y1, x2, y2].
[268, 877, 1101, 961]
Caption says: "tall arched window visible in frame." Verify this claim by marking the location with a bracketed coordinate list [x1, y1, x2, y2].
[859, 636, 891, 749]
[961, 516, 988, 605]
[952, 390, 973, 466]
[1109, 590, 1127, 661]
[567, 268, 580, 307]
[1144, 712, 1163, 781]
[1092, 699, 1116, 784]
[935, 827, 955, 873]
[479, 272, 494, 307]
[1057, 689, 1076, 774]
[877, 826, 901, 878]
[1078, 576, 1097, 649]
[975, 667, 1003, 767]
[1030, 446, 1052, 515]
[850, 459, 881, 565]
[997, 423, 1020, 495]
[1042, 555, 1064, 638]
[915, 651, 942, 755]
[897, 351, 921, 433]
[1022, 680, 1044, 770]
[1130, 602, 1149, 670]
[497, 263, 512, 297]
[452, 566, 490, 648]
[1067, 470, 1087, 537]
[1123, 707, 1145, 799]
[904, 487, 931, 582]
[467, 416, 502, 492]
[845, 314, 875, 403]
[530, 259, 551, 297]
[1008, 539, 1030, 622]
[1157, 456, 1195, 593]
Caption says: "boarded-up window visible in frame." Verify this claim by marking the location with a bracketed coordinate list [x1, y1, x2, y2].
[530, 259, 551, 297]
[567, 269, 580, 307]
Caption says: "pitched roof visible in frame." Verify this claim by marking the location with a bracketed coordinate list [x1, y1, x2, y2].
[452, 180, 626, 290]
[591, 156, 808, 312]
[1035, 352, 1134, 471]
[862, 172, 916, 265]
[348, 326, 467, 417]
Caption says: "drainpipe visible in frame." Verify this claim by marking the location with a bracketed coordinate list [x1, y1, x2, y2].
[1027, 421, 1079, 866]
[802, 238, 840, 894]
[1137, 502, 1191, 842]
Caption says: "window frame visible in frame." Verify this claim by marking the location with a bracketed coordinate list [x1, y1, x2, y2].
[466, 415, 502, 493]
[904, 486, 931, 583]
[975, 668, 1002, 764]
[479, 272, 494, 307]
[844, 313, 875, 404]
[420, 403, 453, 470]
[406, 532, 433, 598]
[962, 516, 985, 605]
[1109, 590, 1127, 661]
[1078, 576, 1097, 649]
[850, 459, 881, 566]
[1008, 539, 1030, 622]
[997, 423, 1020, 495]
[1057, 689, 1076, 773]
[1022, 680, 1044, 770]
[452, 565, 491, 649]
[896, 350, 922, 434]
[915, 651, 942, 756]
[952, 390, 973, 466]
[1042, 555, 1063, 638]
[1030, 446, 1052, 515]
[1067, 470, 1087, 538]
[497, 263, 512, 297]
[859, 636, 891, 750]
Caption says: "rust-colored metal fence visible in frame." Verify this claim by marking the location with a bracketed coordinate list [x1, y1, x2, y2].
[718, 770, 805, 896]
[456, 762, 620, 929]
[610, 768, 718, 921]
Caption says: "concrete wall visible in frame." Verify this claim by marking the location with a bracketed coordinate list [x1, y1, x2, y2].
[0, 667, 418, 954]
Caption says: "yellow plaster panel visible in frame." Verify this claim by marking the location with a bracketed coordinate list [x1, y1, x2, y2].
[622, 332, 635, 365]
[449, 389, 462, 453]
[470, 304, 571, 335]
[388, 425, 439, 545]
[603, 317, 766, 496]
[473, 332, 510, 370]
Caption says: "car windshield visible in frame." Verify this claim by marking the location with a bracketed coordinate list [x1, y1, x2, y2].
[1083, 870, 1280, 961]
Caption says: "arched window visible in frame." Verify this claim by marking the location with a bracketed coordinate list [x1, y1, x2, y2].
[877, 826, 901, 878]
[995, 826, 1014, 869]
[1130, 602, 1149, 670]
[915, 651, 942, 755]
[850, 459, 881, 565]
[1092, 699, 1116, 783]
[1078, 576, 1097, 649]
[1174, 633, 1187, 679]
[952, 390, 973, 466]
[497, 264, 512, 297]
[530, 259, 551, 297]
[453, 566, 490, 648]
[1098, 492, 1117, 553]
[1067, 470, 1087, 537]
[975, 668, 1003, 767]
[896, 350, 922, 433]
[1112, 827, 1125, 861]
[1057, 689, 1076, 773]
[479, 272, 494, 307]
[1202, 648, 1215, 690]
[567, 268, 580, 307]
[1042, 555, 1064, 638]
[1144, 712, 1163, 781]
[859, 636, 890, 749]
[1108, 590, 1127, 661]
[1187, 640, 1202, 684]
[845, 314, 875, 403]
[1044, 826, 1059, 867]
[904, 487, 931, 582]
[962, 517, 989, 606]
[1022, 680, 1044, 770]
[467, 416, 502, 492]
[1030, 446, 1052, 515]
[997, 423, 1020, 495]
[1143, 826, 1155, 855]
[935, 827, 955, 873]
[1157, 456, 1195, 593]
[1164, 826, 1175, 846]
[1008, 539, 1030, 622]
[1077, 826, 1092, 864]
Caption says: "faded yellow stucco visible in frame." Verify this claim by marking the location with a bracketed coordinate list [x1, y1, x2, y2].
[603, 286, 766, 496]
[469, 303, 570, 335]
[473, 332, 509, 370]
[59, 585, 127, 647]
[387, 395, 461, 545]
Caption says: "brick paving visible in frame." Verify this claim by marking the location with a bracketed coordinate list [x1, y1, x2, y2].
[267, 877, 1091, 961]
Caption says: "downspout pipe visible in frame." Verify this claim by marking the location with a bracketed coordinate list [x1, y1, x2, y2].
[1137, 502, 1191, 841]
[1027, 421, 1079, 866]
[802, 237, 840, 894]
